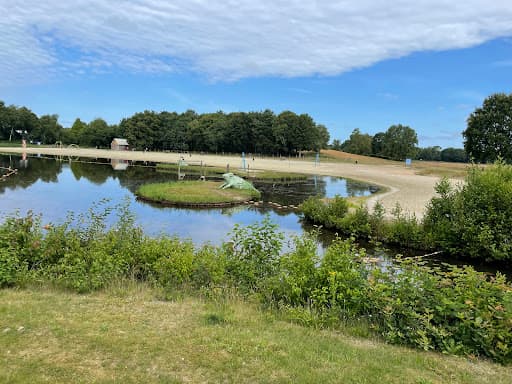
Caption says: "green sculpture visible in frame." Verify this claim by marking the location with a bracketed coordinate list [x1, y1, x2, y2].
[220, 172, 258, 191]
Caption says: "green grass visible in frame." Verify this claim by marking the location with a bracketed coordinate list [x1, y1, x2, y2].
[156, 163, 307, 181]
[1, 284, 510, 384]
[136, 180, 261, 205]
[156, 163, 227, 175]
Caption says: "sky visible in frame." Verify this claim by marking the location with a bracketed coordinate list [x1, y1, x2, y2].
[1, 0, 512, 148]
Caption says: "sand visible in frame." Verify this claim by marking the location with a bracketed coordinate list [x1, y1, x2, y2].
[1, 147, 446, 219]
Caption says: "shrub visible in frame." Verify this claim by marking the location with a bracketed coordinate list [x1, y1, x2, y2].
[264, 232, 319, 306]
[153, 238, 195, 288]
[368, 259, 512, 363]
[384, 204, 427, 249]
[225, 215, 284, 291]
[312, 238, 371, 318]
[424, 162, 512, 261]
[0, 248, 24, 287]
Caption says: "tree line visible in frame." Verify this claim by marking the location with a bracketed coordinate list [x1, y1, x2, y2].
[3, 92, 511, 162]
[0, 102, 329, 155]
[332, 125, 468, 163]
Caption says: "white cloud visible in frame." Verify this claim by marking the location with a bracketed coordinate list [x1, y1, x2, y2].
[2, 0, 512, 86]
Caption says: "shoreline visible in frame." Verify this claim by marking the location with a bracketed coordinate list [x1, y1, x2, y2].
[0, 146, 443, 219]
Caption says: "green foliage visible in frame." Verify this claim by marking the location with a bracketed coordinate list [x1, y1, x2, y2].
[265, 232, 319, 306]
[312, 238, 371, 319]
[1, 206, 511, 363]
[1, 99, 329, 153]
[381, 124, 418, 160]
[384, 204, 426, 249]
[416, 146, 441, 161]
[441, 147, 468, 163]
[341, 128, 372, 155]
[225, 216, 284, 290]
[463, 93, 512, 163]
[424, 162, 512, 261]
[153, 238, 195, 288]
[0, 248, 23, 287]
[369, 260, 512, 363]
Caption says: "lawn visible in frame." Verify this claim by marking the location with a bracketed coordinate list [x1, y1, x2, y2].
[1, 285, 511, 384]
[136, 180, 261, 206]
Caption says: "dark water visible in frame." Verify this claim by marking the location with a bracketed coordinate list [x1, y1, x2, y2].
[0, 153, 377, 247]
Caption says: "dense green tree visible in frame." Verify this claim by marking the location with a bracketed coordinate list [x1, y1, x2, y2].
[223, 112, 252, 153]
[341, 128, 372, 155]
[31, 114, 63, 144]
[381, 124, 418, 160]
[315, 124, 330, 150]
[0, 101, 10, 139]
[159, 111, 183, 151]
[416, 146, 441, 161]
[331, 139, 342, 151]
[249, 110, 277, 154]
[186, 112, 226, 152]
[424, 162, 512, 261]
[0, 100, 330, 155]
[463, 93, 512, 163]
[0, 103, 39, 141]
[67, 118, 88, 144]
[273, 111, 318, 154]
[76, 118, 117, 148]
[120, 111, 161, 150]
[371, 132, 385, 156]
[440, 147, 467, 163]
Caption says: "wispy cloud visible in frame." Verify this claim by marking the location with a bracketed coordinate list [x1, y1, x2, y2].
[377, 92, 399, 100]
[2, 1, 512, 86]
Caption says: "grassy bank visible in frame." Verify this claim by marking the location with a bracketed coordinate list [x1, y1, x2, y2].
[136, 180, 261, 206]
[1, 204, 511, 366]
[1, 284, 511, 384]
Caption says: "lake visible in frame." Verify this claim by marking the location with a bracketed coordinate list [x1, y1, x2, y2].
[0, 153, 378, 246]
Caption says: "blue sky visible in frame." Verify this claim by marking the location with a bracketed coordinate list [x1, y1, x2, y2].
[2, 1, 512, 148]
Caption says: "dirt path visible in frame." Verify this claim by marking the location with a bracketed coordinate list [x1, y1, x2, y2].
[1, 147, 444, 219]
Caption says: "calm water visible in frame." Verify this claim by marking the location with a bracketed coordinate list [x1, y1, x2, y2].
[0, 153, 378, 246]
[3, 153, 510, 277]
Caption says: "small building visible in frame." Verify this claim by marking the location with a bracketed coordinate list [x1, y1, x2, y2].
[111, 138, 129, 151]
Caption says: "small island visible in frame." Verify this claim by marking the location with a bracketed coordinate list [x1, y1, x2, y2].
[136, 180, 261, 207]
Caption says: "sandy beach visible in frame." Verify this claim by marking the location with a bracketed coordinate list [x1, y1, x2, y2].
[1, 146, 443, 219]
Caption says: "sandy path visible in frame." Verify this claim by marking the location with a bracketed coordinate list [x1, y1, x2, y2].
[1, 147, 442, 219]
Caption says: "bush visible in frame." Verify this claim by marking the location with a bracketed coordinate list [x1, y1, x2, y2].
[424, 162, 512, 261]
[225, 216, 284, 291]
[1, 206, 511, 363]
[384, 204, 427, 249]
[368, 259, 512, 363]
[264, 232, 319, 306]
[0, 248, 24, 287]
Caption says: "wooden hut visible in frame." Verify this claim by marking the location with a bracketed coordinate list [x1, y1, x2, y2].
[111, 138, 129, 151]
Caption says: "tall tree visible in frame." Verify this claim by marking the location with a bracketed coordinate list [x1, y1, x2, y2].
[416, 146, 441, 161]
[371, 132, 385, 156]
[441, 148, 468, 163]
[341, 128, 372, 155]
[315, 124, 330, 150]
[32, 114, 63, 144]
[381, 124, 418, 160]
[249, 110, 277, 154]
[120, 111, 161, 150]
[463, 93, 512, 163]
[68, 118, 88, 144]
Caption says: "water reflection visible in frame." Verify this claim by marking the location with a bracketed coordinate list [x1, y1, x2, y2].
[0, 153, 377, 246]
